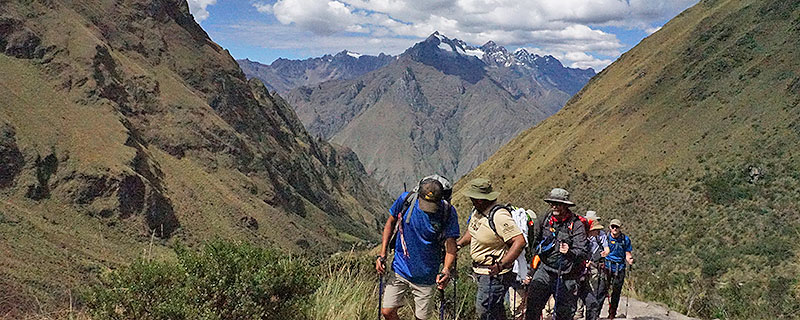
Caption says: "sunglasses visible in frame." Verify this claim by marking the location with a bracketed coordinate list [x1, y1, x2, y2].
[610, 225, 620, 229]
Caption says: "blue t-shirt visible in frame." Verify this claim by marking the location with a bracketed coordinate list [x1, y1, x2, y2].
[605, 232, 632, 272]
[390, 192, 460, 285]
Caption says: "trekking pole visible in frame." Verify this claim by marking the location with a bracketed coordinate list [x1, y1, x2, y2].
[552, 245, 564, 320]
[624, 264, 631, 318]
[453, 257, 457, 320]
[439, 287, 445, 320]
[378, 271, 384, 320]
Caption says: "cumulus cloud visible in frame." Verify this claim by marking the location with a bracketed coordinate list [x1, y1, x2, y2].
[187, 0, 217, 22]
[246, 0, 699, 69]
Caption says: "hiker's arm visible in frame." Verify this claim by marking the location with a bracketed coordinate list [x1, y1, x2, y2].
[437, 238, 457, 289]
[456, 231, 471, 250]
[501, 234, 526, 266]
[568, 222, 589, 262]
[376, 215, 396, 273]
[626, 251, 634, 265]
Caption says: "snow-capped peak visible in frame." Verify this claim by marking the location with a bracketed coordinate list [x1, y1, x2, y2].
[346, 50, 362, 58]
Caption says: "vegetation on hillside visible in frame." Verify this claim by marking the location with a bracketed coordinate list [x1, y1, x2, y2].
[84, 240, 482, 320]
[454, 0, 800, 318]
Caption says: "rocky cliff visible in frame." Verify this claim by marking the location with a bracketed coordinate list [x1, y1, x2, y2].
[0, 0, 389, 315]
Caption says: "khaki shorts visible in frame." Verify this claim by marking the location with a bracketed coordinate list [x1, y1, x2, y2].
[382, 271, 436, 319]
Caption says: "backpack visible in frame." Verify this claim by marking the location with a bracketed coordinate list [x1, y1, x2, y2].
[388, 192, 452, 258]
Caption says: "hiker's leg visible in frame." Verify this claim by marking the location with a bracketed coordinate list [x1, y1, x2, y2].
[554, 277, 579, 320]
[508, 281, 525, 319]
[475, 273, 508, 320]
[525, 268, 553, 320]
[609, 269, 625, 316]
[382, 271, 408, 320]
[584, 277, 600, 320]
[409, 281, 436, 320]
[575, 277, 588, 319]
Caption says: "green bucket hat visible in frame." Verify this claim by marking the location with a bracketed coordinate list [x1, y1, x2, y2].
[462, 178, 500, 201]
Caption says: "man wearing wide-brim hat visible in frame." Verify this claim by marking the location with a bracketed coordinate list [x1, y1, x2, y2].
[525, 188, 589, 320]
[456, 178, 526, 320]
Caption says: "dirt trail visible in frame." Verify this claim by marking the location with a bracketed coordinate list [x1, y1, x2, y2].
[591, 296, 696, 320]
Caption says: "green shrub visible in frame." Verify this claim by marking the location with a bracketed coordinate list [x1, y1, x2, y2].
[87, 240, 318, 320]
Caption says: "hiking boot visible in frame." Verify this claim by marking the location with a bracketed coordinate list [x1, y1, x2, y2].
[607, 311, 616, 319]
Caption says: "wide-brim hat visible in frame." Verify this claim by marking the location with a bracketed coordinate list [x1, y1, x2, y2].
[585, 210, 600, 221]
[544, 188, 575, 206]
[462, 178, 500, 201]
[590, 223, 604, 231]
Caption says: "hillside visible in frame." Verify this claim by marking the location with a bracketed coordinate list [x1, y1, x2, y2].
[0, 0, 389, 316]
[238, 51, 394, 94]
[455, 0, 800, 318]
[285, 33, 595, 193]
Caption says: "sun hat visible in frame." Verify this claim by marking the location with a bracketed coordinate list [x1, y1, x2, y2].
[462, 178, 500, 201]
[543, 188, 575, 206]
[609, 218, 622, 228]
[590, 223, 604, 231]
[585, 210, 600, 221]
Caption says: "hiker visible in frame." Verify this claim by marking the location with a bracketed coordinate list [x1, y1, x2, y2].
[376, 177, 460, 320]
[524, 188, 588, 320]
[598, 219, 633, 319]
[582, 221, 610, 320]
[456, 178, 526, 320]
[575, 210, 606, 319]
[507, 207, 535, 320]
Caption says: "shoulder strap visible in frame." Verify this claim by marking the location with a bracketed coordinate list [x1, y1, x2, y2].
[402, 192, 417, 224]
[487, 204, 509, 241]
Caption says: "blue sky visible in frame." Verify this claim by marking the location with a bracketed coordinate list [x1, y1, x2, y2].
[189, 0, 699, 71]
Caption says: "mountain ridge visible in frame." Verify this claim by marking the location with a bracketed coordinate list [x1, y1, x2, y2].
[273, 32, 595, 193]
[0, 0, 390, 315]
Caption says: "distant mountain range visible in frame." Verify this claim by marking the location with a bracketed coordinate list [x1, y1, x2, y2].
[240, 32, 595, 193]
[238, 51, 395, 94]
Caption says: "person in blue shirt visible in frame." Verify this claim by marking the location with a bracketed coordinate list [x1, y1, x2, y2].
[599, 218, 634, 319]
[376, 177, 459, 320]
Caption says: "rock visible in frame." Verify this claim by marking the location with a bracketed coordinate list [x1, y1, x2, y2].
[0, 16, 45, 59]
[238, 216, 258, 230]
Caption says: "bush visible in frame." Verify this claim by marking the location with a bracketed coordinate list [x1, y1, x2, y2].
[87, 240, 318, 320]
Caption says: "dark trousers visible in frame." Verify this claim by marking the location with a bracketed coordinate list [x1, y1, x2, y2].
[524, 267, 578, 320]
[476, 272, 513, 320]
[582, 266, 604, 320]
[597, 267, 626, 316]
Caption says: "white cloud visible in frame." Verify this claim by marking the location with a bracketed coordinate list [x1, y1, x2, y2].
[187, 0, 217, 22]
[240, 0, 699, 68]
[268, 0, 368, 35]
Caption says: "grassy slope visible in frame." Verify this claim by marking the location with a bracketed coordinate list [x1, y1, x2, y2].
[454, 0, 800, 318]
[0, 0, 390, 317]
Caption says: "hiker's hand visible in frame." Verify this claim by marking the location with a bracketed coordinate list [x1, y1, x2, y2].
[559, 242, 569, 254]
[436, 272, 450, 289]
[523, 276, 531, 285]
[376, 256, 386, 274]
[626, 257, 634, 265]
[488, 262, 504, 276]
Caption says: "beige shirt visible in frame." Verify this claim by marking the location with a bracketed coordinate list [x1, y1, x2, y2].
[469, 207, 522, 275]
